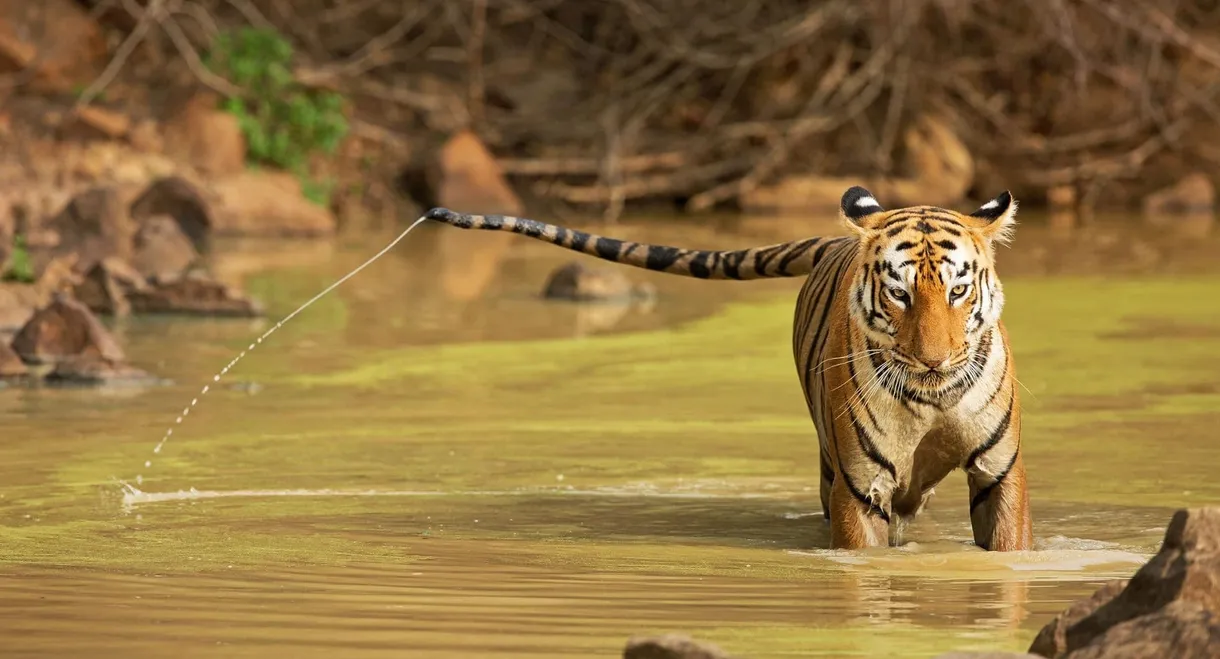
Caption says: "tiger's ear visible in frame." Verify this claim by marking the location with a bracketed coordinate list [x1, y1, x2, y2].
[840, 186, 886, 234]
[966, 190, 1018, 245]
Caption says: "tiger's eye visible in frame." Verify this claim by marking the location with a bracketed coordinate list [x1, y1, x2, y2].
[950, 284, 968, 297]
[889, 287, 908, 300]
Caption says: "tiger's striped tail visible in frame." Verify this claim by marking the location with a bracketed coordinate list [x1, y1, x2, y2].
[424, 208, 845, 280]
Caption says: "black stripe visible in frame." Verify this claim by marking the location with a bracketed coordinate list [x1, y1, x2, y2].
[571, 231, 590, 252]
[849, 406, 897, 481]
[971, 448, 1020, 511]
[965, 389, 1015, 470]
[754, 243, 789, 276]
[777, 238, 819, 275]
[594, 237, 622, 260]
[689, 253, 712, 278]
[645, 245, 683, 271]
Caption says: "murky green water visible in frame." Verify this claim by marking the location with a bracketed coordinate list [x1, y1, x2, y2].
[1, 211, 1218, 658]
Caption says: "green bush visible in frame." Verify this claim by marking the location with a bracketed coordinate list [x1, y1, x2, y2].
[2, 235, 35, 284]
[206, 28, 348, 206]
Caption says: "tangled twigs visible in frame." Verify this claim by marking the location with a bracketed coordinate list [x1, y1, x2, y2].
[33, 0, 1220, 212]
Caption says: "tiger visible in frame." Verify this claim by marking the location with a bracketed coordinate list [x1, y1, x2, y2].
[423, 185, 1033, 551]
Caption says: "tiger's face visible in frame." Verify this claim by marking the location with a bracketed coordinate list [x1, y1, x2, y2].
[839, 186, 1018, 392]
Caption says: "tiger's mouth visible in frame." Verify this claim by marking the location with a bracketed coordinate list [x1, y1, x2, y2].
[887, 350, 970, 388]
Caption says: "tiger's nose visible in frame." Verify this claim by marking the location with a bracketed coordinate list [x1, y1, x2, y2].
[917, 354, 951, 371]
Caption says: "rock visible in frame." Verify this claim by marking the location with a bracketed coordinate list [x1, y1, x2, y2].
[43, 186, 136, 271]
[128, 119, 164, 154]
[0, 337, 25, 377]
[623, 635, 735, 659]
[542, 261, 656, 303]
[927, 649, 1044, 654]
[44, 355, 158, 387]
[132, 215, 199, 281]
[0, 201, 12, 272]
[129, 176, 213, 252]
[1142, 174, 1215, 217]
[128, 274, 262, 318]
[0, 254, 81, 331]
[1027, 580, 1127, 658]
[210, 170, 336, 237]
[71, 258, 147, 316]
[0, 0, 106, 94]
[162, 89, 247, 177]
[1047, 185, 1078, 211]
[739, 114, 972, 214]
[1062, 600, 1220, 659]
[10, 293, 125, 365]
[437, 130, 523, 213]
[1028, 507, 1220, 659]
[402, 129, 523, 215]
[60, 105, 131, 141]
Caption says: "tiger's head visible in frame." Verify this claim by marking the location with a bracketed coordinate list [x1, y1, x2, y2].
[839, 186, 1018, 392]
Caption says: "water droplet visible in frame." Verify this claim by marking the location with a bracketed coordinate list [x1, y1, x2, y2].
[136, 475, 143, 485]
[213, 375, 220, 382]
[176, 417, 182, 424]
[202, 385, 209, 394]
[144, 460, 151, 468]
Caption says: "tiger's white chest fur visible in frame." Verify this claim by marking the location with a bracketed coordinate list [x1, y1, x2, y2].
[844, 325, 1009, 501]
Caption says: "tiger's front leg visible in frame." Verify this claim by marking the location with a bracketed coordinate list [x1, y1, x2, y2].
[964, 403, 1033, 551]
[828, 463, 897, 549]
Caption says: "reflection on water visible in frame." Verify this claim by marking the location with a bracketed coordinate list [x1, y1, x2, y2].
[1, 210, 1219, 658]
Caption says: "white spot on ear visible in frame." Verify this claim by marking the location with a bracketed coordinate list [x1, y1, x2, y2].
[855, 196, 880, 209]
[979, 199, 1000, 210]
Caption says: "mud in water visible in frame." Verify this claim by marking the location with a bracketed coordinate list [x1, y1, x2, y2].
[1, 210, 1219, 658]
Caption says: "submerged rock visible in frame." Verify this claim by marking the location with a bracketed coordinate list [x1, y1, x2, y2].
[44, 355, 159, 387]
[127, 273, 262, 318]
[71, 258, 147, 316]
[1028, 507, 1220, 658]
[542, 261, 656, 304]
[1143, 173, 1215, 217]
[623, 634, 736, 659]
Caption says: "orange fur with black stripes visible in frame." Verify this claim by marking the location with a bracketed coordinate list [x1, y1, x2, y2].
[424, 186, 1033, 551]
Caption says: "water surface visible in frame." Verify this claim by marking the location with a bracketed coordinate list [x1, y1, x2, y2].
[1, 210, 1219, 658]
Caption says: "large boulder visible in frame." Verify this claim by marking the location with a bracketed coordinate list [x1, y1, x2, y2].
[9, 293, 125, 365]
[209, 170, 336, 237]
[131, 214, 200, 281]
[0, 337, 25, 378]
[42, 186, 136, 271]
[129, 177, 213, 252]
[161, 89, 247, 178]
[1028, 507, 1220, 659]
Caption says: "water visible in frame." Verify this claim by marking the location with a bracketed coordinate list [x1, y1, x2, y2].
[1, 210, 1219, 658]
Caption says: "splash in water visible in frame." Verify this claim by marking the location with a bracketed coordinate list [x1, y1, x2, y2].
[130, 216, 431, 485]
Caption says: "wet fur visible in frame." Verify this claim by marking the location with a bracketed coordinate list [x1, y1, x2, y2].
[424, 188, 1033, 551]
